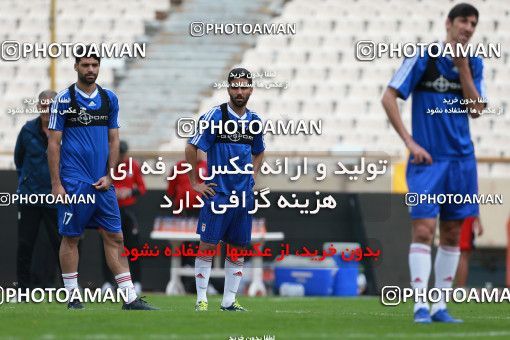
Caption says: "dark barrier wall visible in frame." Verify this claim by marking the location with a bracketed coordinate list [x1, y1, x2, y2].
[0, 170, 505, 292]
[358, 193, 412, 291]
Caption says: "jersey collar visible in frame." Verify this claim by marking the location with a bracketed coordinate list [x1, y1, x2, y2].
[74, 84, 98, 99]
[227, 102, 247, 120]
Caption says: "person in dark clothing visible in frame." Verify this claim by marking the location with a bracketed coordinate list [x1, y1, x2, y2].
[14, 90, 61, 289]
[166, 151, 207, 217]
[167, 153, 218, 294]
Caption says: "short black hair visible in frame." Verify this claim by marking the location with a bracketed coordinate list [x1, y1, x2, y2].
[75, 44, 101, 64]
[119, 140, 129, 154]
[447, 3, 479, 22]
[38, 89, 57, 102]
[227, 67, 252, 85]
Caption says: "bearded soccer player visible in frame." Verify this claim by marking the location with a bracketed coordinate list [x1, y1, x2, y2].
[48, 45, 157, 310]
[186, 68, 265, 311]
[382, 3, 485, 323]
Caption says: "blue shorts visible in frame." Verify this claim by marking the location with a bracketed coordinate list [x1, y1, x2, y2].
[406, 157, 479, 220]
[197, 193, 253, 247]
[58, 178, 121, 237]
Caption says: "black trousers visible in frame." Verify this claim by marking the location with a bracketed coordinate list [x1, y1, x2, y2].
[102, 206, 141, 283]
[17, 205, 61, 289]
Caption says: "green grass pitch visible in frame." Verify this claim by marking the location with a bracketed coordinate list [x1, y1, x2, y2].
[1, 295, 509, 339]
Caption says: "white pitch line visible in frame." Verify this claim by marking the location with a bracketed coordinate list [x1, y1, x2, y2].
[385, 331, 510, 338]
[275, 310, 319, 314]
[287, 331, 510, 339]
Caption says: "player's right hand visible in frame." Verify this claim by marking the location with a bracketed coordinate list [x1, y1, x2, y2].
[473, 217, 484, 236]
[52, 183, 67, 200]
[115, 187, 132, 199]
[193, 182, 217, 198]
[406, 139, 433, 164]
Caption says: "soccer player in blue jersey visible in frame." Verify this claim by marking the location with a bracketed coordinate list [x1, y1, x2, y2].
[48, 45, 156, 310]
[382, 3, 485, 323]
[186, 68, 265, 311]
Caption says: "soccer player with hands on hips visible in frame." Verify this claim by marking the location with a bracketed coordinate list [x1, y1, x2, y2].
[186, 68, 265, 312]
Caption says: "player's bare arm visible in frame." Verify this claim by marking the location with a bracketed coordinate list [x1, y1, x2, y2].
[381, 87, 432, 164]
[252, 151, 265, 181]
[185, 143, 216, 198]
[93, 128, 119, 191]
[48, 129, 66, 197]
[472, 216, 484, 236]
[454, 57, 484, 118]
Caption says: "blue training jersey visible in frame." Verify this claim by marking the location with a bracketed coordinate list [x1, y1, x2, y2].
[388, 43, 486, 160]
[49, 84, 120, 184]
[188, 103, 265, 195]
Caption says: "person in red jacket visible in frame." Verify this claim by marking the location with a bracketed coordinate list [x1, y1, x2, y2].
[102, 140, 146, 294]
[166, 151, 207, 216]
[455, 216, 483, 287]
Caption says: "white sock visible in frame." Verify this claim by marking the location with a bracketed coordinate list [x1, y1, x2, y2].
[115, 272, 137, 304]
[195, 256, 212, 303]
[221, 257, 244, 308]
[62, 272, 79, 294]
[431, 245, 460, 315]
[409, 243, 431, 312]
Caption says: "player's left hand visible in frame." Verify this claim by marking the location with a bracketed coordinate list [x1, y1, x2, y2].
[452, 55, 469, 69]
[93, 176, 113, 191]
[115, 187, 132, 199]
[473, 216, 483, 236]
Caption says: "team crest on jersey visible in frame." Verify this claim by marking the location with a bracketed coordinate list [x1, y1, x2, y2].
[428, 75, 461, 92]
[218, 131, 254, 144]
[77, 108, 93, 125]
[201, 223, 206, 232]
[420, 75, 460, 93]
[228, 131, 242, 142]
